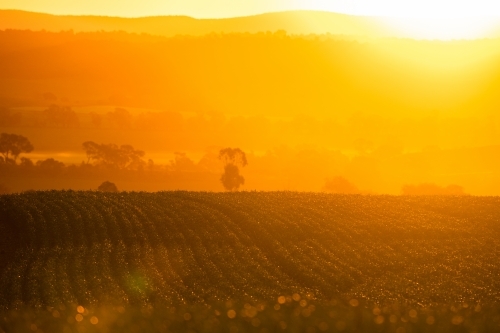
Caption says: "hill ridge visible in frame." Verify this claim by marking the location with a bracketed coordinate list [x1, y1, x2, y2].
[0, 9, 393, 38]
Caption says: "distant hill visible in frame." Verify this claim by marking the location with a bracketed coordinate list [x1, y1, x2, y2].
[1, 29, 500, 117]
[0, 10, 396, 38]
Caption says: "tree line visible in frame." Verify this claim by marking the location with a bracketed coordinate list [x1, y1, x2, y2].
[0, 132, 247, 192]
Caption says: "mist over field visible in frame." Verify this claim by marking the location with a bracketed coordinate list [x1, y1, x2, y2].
[1, 13, 500, 194]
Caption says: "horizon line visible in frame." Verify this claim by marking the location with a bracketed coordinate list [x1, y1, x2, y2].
[2, 8, 500, 21]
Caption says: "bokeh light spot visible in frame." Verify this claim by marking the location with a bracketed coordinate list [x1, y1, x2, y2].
[227, 309, 236, 319]
[452, 316, 463, 325]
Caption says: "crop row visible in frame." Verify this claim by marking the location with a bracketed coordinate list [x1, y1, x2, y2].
[0, 191, 500, 308]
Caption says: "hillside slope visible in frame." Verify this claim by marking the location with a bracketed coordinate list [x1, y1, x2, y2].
[1, 30, 499, 117]
[0, 10, 392, 38]
[1, 191, 499, 308]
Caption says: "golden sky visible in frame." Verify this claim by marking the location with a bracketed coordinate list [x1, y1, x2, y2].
[1, 0, 499, 19]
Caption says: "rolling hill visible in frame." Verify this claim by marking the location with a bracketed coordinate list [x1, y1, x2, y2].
[1, 29, 499, 118]
[0, 10, 394, 38]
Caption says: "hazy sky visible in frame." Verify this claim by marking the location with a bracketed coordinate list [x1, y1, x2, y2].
[0, 0, 499, 18]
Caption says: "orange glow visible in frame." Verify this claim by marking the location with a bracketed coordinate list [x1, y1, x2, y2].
[1, 8, 500, 195]
[381, 17, 499, 40]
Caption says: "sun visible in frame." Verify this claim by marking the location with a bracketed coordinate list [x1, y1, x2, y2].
[300, 0, 500, 39]
[380, 17, 499, 40]
[1, 0, 500, 39]
[302, 0, 500, 18]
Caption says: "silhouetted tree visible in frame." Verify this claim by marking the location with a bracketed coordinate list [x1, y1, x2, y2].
[43, 104, 79, 128]
[147, 159, 155, 171]
[36, 158, 65, 174]
[219, 148, 248, 167]
[82, 141, 145, 169]
[220, 164, 245, 191]
[169, 152, 197, 172]
[19, 157, 34, 168]
[0, 133, 34, 163]
[323, 176, 359, 194]
[82, 141, 101, 164]
[219, 148, 247, 191]
[98, 181, 118, 192]
[120, 144, 146, 170]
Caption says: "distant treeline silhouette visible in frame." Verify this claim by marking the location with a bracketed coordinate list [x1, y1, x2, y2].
[0, 10, 397, 38]
[4, 104, 500, 165]
[1, 131, 475, 196]
[0, 132, 254, 193]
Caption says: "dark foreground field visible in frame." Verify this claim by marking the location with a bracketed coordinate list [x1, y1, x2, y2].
[1, 191, 500, 332]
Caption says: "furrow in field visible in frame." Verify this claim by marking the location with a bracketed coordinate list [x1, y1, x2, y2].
[2, 192, 500, 306]
[184, 193, 300, 298]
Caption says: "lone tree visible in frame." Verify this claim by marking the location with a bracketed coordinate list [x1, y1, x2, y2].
[219, 148, 247, 191]
[98, 181, 118, 192]
[0, 133, 34, 163]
